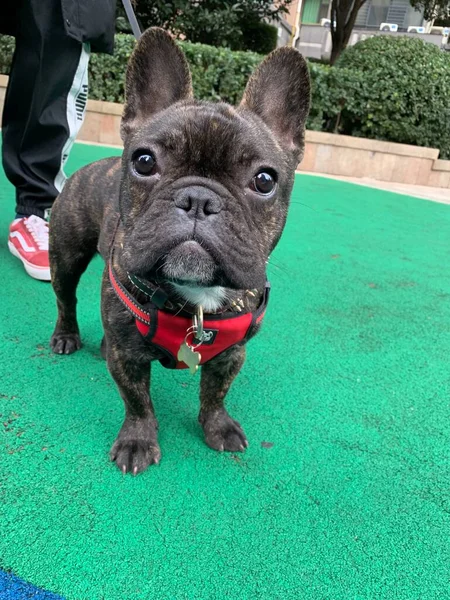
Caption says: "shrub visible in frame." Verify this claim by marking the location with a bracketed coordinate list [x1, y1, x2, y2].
[336, 35, 450, 159]
[307, 63, 365, 133]
[176, 40, 263, 104]
[240, 21, 279, 54]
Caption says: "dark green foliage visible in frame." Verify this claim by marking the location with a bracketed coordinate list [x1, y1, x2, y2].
[307, 63, 365, 133]
[0, 35, 14, 75]
[240, 21, 279, 54]
[81, 35, 263, 105]
[179, 41, 263, 104]
[409, 0, 450, 21]
[130, 0, 291, 51]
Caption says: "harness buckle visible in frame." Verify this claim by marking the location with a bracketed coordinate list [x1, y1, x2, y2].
[177, 306, 205, 375]
[192, 305, 205, 344]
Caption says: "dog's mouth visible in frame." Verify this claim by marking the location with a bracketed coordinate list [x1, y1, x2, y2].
[154, 240, 219, 287]
[126, 230, 265, 294]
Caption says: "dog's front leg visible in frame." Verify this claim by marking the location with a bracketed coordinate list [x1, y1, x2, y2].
[199, 345, 248, 452]
[107, 344, 160, 474]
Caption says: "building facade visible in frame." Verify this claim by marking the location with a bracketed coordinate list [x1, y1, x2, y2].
[284, 0, 427, 30]
[277, 0, 449, 59]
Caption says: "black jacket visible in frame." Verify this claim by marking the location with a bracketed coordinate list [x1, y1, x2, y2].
[0, 0, 117, 54]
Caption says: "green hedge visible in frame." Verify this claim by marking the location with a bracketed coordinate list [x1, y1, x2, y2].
[337, 36, 450, 160]
[0, 33, 263, 105]
[1, 33, 449, 158]
[176, 40, 263, 105]
[307, 63, 365, 133]
[88, 35, 259, 105]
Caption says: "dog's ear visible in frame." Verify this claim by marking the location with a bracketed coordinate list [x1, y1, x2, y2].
[240, 48, 310, 157]
[121, 28, 193, 139]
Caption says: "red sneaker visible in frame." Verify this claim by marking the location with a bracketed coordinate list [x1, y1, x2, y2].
[8, 215, 50, 281]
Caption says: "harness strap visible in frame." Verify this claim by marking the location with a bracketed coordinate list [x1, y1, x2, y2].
[108, 262, 151, 325]
[109, 258, 271, 369]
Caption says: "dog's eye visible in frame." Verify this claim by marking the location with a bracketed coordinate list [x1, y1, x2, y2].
[133, 153, 156, 176]
[250, 170, 277, 195]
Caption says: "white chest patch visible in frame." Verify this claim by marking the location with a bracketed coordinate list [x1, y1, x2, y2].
[172, 284, 227, 312]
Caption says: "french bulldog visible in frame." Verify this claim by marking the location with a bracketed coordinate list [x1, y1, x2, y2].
[49, 27, 310, 474]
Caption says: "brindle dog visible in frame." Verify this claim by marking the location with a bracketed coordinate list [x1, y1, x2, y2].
[49, 28, 310, 474]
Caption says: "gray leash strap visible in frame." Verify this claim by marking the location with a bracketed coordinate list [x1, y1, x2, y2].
[121, 0, 142, 40]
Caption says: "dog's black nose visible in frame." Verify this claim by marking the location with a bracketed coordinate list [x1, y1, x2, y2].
[173, 186, 222, 218]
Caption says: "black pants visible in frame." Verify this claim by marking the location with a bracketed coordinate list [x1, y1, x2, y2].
[1, 0, 90, 218]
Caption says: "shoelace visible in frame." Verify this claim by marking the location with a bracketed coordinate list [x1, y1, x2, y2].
[25, 215, 49, 251]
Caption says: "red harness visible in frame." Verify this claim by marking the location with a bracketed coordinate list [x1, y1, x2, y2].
[109, 263, 270, 370]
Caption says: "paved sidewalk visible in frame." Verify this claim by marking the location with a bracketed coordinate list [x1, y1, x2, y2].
[300, 171, 450, 204]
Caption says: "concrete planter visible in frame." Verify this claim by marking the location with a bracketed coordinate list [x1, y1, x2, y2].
[299, 131, 450, 189]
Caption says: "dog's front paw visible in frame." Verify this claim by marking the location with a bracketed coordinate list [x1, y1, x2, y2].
[50, 331, 81, 355]
[110, 420, 160, 474]
[110, 440, 161, 474]
[200, 409, 248, 452]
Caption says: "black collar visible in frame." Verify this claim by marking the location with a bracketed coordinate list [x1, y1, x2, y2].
[125, 267, 261, 316]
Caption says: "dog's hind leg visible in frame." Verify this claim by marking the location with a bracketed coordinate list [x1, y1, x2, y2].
[49, 193, 98, 355]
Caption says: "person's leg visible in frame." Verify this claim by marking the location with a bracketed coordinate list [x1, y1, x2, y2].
[3, 0, 90, 280]
[2, 0, 90, 218]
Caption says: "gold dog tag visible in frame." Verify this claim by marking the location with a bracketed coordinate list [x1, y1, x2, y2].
[177, 342, 202, 374]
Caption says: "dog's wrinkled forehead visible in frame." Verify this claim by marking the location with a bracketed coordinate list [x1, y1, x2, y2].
[121, 27, 310, 174]
[130, 100, 281, 175]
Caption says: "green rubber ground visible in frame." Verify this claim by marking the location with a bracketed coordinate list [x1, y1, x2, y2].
[1, 142, 449, 600]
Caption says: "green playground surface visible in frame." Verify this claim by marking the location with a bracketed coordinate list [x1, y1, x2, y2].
[1, 142, 449, 600]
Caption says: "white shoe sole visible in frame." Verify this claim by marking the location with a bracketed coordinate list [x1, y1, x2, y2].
[8, 240, 51, 281]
